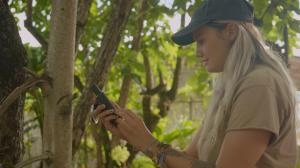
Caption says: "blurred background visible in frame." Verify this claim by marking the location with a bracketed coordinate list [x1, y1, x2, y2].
[1, 0, 300, 167]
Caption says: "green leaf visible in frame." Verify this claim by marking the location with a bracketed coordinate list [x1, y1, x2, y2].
[289, 19, 300, 32]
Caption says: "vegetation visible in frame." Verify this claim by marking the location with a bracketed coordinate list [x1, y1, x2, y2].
[0, 0, 299, 167]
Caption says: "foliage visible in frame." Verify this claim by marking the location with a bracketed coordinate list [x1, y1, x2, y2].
[111, 145, 130, 166]
[8, 0, 300, 167]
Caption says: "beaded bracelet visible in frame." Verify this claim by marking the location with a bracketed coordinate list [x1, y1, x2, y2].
[156, 142, 171, 167]
[142, 139, 171, 167]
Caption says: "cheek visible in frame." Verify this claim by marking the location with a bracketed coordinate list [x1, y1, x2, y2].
[213, 36, 228, 52]
[204, 40, 217, 59]
[196, 45, 202, 55]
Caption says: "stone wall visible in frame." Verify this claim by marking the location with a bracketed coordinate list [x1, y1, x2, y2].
[289, 56, 300, 90]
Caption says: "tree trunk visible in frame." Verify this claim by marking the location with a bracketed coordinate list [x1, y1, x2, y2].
[42, 0, 77, 167]
[0, 0, 27, 166]
[72, 0, 134, 156]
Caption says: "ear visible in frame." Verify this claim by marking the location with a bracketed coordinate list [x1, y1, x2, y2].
[224, 23, 238, 42]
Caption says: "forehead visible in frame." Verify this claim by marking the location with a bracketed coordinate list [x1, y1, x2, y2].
[192, 26, 211, 39]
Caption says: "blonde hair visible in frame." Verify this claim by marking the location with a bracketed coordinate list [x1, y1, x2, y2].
[198, 21, 297, 148]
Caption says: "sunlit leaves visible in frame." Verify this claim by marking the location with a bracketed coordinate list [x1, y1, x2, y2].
[111, 146, 130, 166]
[252, 0, 300, 55]
[9, 0, 300, 166]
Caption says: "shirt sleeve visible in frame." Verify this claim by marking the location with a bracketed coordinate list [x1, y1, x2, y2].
[226, 85, 280, 144]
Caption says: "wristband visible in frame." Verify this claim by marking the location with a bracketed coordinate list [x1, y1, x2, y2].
[142, 139, 171, 167]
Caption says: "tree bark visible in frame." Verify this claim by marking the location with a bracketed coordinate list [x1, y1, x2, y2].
[72, 0, 134, 156]
[0, 0, 27, 166]
[75, 0, 93, 53]
[42, 0, 77, 167]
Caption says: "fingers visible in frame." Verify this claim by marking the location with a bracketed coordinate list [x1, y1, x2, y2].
[91, 104, 105, 124]
[94, 104, 107, 116]
[125, 109, 138, 120]
[98, 109, 116, 120]
[103, 114, 119, 123]
[111, 102, 121, 110]
[102, 117, 124, 139]
[117, 110, 134, 123]
[99, 111, 119, 129]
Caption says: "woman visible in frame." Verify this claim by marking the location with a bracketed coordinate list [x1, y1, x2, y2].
[94, 0, 297, 167]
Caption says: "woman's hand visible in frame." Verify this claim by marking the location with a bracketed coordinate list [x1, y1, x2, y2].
[94, 103, 156, 152]
[94, 104, 125, 139]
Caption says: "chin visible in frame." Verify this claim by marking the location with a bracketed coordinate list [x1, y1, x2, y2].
[206, 66, 222, 73]
[205, 66, 214, 72]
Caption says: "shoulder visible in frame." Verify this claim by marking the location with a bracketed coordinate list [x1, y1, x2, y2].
[233, 64, 291, 111]
[237, 64, 283, 91]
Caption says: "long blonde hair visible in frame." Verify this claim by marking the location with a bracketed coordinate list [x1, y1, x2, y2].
[198, 21, 297, 147]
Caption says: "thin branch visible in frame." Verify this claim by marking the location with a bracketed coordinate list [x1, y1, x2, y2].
[167, 10, 185, 101]
[141, 66, 166, 96]
[24, 0, 48, 50]
[23, 67, 39, 78]
[15, 152, 53, 168]
[140, 66, 166, 94]
[75, 0, 93, 52]
[24, 116, 38, 126]
[74, 75, 84, 91]
[283, 19, 289, 66]
[0, 77, 49, 116]
[260, 0, 279, 21]
[158, 67, 165, 86]
[143, 53, 153, 89]
[140, 84, 165, 95]
[266, 40, 282, 53]
[168, 56, 182, 101]
[24, 123, 39, 133]
[131, 0, 148, 51]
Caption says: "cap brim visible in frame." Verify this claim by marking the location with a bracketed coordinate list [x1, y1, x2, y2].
[171, 24, 194, 46]
[171, 21, 208, 46]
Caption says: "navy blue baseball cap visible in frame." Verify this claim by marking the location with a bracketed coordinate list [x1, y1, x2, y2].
[172, 0, 254, 46]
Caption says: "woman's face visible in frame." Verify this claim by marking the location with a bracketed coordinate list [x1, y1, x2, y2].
[193, 24, 235, 73]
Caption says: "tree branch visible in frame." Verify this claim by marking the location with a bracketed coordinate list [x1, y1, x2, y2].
[23, 67, 39, 78]
[15, 152, 53, 168]
[72, 0, 134, 155]
[140, 66, 166, 96]
[167, 56, 182, 101]
[167, 9, 186, 101]
[75, 0, 93, 52]
[74, 75, 84, 91]
[0, 76, 49, 116]
[24, 0, 48, 50]
[259, 0, 280, 22]
[283, 14, 289, 66]
[140, 66, 167, 96]
[141, 83, 166, 95]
